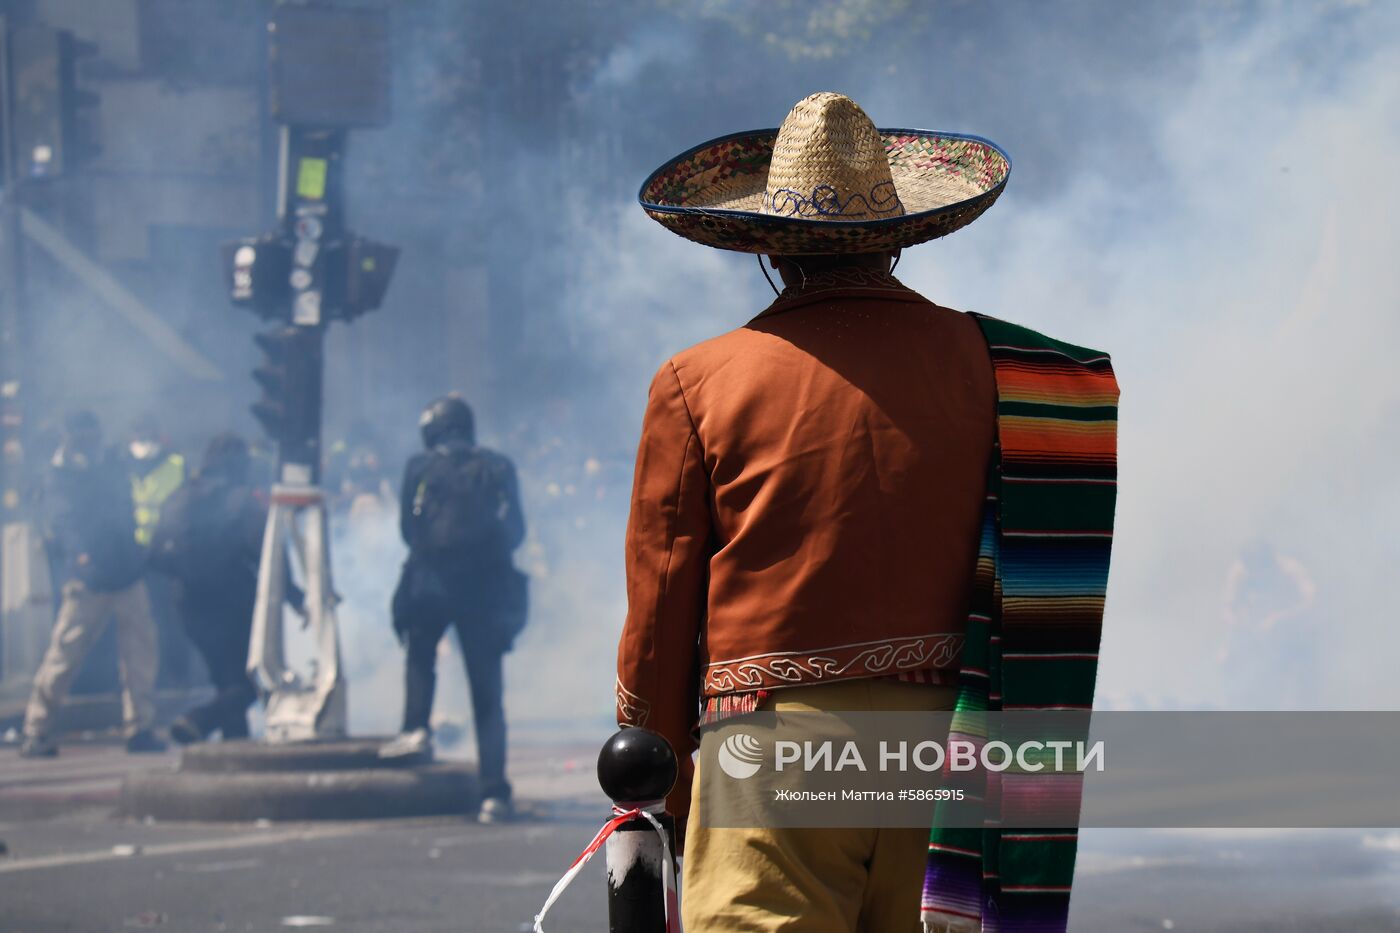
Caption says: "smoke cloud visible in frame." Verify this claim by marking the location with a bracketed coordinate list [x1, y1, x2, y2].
[14, 1, 1398, 746]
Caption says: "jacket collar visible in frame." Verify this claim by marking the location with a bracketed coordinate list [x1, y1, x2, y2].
[750, 267, 923, 321]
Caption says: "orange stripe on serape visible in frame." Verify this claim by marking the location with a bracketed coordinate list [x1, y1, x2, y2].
[999, 416, 1117, 458]
[1001, 596, 1106, 615]
[992, 366, 1121, 407]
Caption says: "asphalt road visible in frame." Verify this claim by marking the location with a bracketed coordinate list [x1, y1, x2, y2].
[0, 738, 610, 933]
[2, 742, 1399, 932]
[0, 811, 605, 932]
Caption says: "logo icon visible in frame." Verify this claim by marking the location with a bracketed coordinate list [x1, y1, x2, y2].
[717, 732, 764, 780]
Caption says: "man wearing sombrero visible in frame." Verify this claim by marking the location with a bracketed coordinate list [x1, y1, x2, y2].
[616, 92, 1119, 932]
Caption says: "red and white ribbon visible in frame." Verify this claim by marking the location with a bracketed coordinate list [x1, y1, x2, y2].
[533, 805, 680, 933]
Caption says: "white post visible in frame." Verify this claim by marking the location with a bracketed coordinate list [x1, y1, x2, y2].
[246, 485, 346, 743]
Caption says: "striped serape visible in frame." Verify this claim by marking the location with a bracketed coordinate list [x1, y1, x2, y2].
[922, 314, 1120, 933]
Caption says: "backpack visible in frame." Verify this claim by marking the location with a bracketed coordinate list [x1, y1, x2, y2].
[149, 479, 248, 588]
[411, 447, 510, 556]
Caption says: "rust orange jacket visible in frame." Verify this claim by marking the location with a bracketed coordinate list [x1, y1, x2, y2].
[615, 269, 996, 825]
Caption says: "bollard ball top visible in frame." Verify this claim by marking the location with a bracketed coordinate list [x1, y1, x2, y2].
[597, 727, 677, 803]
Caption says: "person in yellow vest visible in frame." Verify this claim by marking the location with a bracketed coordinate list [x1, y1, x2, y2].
[126, 417, 185, 547]
[124, 417, 190, 686]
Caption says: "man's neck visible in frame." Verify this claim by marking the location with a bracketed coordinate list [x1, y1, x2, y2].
[774, 253, 890, 289]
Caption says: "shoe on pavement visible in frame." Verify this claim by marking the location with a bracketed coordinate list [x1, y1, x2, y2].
[125, 729, 168, 754]
[169, 717, 202, 746]
[19, 735, 58, 758]
[477, 796, 514, 824]
[378, 728, 432, 760]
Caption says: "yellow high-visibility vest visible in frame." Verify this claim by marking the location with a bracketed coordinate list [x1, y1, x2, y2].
[131, 453, 185, 547]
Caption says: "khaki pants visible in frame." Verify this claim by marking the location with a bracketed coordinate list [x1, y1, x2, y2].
[683, 679, 958, 933]
[24, 579, 157, 739]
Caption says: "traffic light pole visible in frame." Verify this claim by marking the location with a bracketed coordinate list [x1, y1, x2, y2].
[0, 16, 28, 530]
[246, 126, 347, 743]
[0, 17, 54, 690]
[234, 4, 394, 744]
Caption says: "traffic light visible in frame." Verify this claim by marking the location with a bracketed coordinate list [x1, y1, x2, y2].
[222, 235, 293, 319]
[9, 25, 100, 178]
[224, 234, 394, 322]
[333, 236, 399, 320]
[251, 326, 322, 472]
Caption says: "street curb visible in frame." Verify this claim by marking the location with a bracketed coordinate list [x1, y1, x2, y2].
[177, 737, 429, 773]
[121, 762, 477, 822]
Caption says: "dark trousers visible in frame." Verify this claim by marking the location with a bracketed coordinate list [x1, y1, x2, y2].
[149, 572, 198, 687]
[178, 593, 257, 739]
[403, 613, 511, 801]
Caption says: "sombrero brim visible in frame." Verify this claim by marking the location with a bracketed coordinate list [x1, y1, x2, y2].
[639, 128, 1010, 254]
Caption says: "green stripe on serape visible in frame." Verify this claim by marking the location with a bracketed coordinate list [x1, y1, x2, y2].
[975, 316, 1111, 365]
[999, 483, 1118, 532]
[999, 401, 1118, 420]
[1000, 836, 1080, 888]
[1000, 659, 1099, 709]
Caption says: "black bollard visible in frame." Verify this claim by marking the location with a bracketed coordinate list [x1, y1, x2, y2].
[597, 727, 679, 933]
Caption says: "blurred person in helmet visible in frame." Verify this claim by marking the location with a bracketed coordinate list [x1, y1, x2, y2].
[20, 411, 165, 757]
[381, 395, 528, 825]
[148, 433, 303, 744]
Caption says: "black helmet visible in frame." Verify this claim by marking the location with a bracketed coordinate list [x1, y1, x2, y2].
[420, 395, 475, 448]
[201, 433, 251, 481]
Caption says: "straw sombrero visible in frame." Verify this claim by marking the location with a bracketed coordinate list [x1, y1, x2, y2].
[639, 92, 1010, 254]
